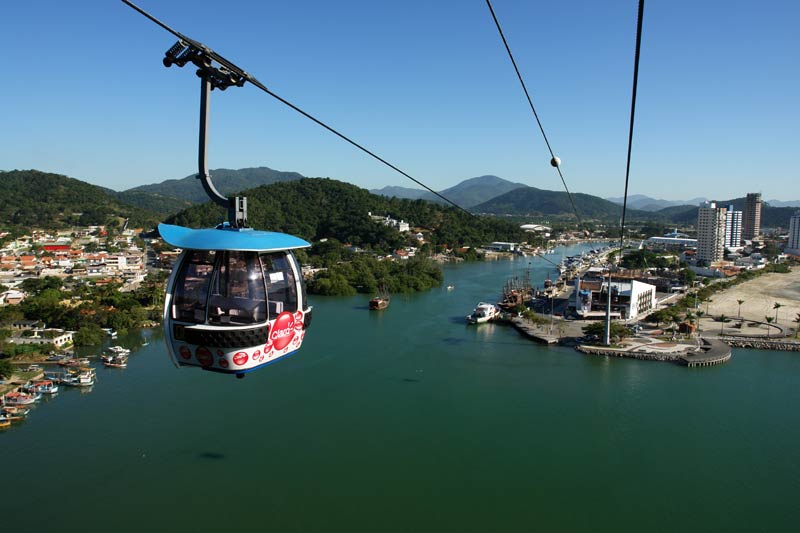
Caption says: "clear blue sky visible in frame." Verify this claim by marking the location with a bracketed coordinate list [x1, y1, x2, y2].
[1, 0, 797, 202]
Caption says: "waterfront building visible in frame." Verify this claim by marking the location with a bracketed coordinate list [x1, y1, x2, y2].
[697, 202, 727, 264]
[725, 204, 743, 248]
[742, 192, 762, 240]
[573, 277, 656, 320]
[785, 213, 800, 255]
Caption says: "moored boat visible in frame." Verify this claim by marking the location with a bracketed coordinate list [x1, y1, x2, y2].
[467, 302, 501, 324]
[3, 391, 39, 406]
[62, 367, 96, 387]
[102, 354, 128, 368]
[0, 415, 10, 429]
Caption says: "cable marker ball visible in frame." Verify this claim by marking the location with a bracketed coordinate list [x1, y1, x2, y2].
[550, 156, 561, 168]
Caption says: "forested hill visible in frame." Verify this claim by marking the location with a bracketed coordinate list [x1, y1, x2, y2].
[167, 178, 527, 251]
[471, 186, 650, 221]
[118, 166, 305, 214]
[0, 170, 160, 229]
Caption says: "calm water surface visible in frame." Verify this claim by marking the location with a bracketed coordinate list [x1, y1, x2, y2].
[3, 244, 799, 532]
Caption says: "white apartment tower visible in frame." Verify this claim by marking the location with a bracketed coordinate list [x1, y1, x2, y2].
[697, 202, 727, 264]
[725, 204, 742, 248]
[786, 213, 800, 255]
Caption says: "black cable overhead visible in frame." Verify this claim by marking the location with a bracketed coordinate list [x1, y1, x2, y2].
[485, 0, 581, 223]
[619, 0, 645, 251]
[122, 0, 474, 217]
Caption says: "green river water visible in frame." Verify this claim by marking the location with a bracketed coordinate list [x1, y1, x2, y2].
[2, 243, 799, 532]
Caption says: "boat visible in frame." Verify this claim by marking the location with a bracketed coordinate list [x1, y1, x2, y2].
[447, 284, 455, 290]
[106, 346, 130, 356]
[1, 406, 30, 421]
[0, 415, 10, 429]
[22, 380, 59, 395]
[33, 380, 59, 394]
[467, 302, 501, 324]
[62, 368, 96, 387]
[3, 391, 39, 406]
[102, 354, 128, 369]
[369, 287, 390, 310]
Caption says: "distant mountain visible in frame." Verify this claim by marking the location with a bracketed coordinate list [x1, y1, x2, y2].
[435, 175, 529, 208]
[369, 185, 428, 200]
[372, 175, 529, 209]
[605, 194, 708, 211]
[766, 199, 800, 208]
[0, 169, 160, 229]
[117, 166, 305, 215]
[473, 186, 650, 220]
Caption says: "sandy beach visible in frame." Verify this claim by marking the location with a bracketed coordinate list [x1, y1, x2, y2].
[706, 268, 800, 327]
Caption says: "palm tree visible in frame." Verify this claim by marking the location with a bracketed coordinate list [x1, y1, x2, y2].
[696, 310, 705, 332]
[773, 302, 783, 324]
[719, 314, 727, 334]
[765, 316, 774, 338]
[736, 299, 745, 319]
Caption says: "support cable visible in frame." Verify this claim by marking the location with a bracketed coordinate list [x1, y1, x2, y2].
[618, 0, 645, 251]
[485, 0, 580, 223]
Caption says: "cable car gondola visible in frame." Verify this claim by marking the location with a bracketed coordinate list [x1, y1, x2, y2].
[122, 0, 316, 377]
[160, 223, 311, 377]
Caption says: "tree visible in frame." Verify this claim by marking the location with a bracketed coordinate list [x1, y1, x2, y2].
[0, 359, 14, 379]
[737, 299, 745, 319]
[718, 314, 727, 334]
[582, 321, 630, 342]
[765, 316, 774, 338]
[773, 302, 783, 324]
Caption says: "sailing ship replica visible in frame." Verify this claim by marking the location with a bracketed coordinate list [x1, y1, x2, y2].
[369, 286, 390, 310]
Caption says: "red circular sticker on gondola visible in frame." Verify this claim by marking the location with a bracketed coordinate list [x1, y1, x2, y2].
[233, 352, 249, 366]
[271, 312, 296, 351]
[294, 311, 304, 329]
[179, 346, 192, 360]
[196, 346, 213, 367]
[218, 359, 229, 369]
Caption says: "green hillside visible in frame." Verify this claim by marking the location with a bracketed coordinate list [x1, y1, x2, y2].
[0, 169, 160, 229]
[167, 178, 527, 249]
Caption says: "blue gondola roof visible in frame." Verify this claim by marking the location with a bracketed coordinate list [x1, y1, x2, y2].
[158, 223, 310, 252]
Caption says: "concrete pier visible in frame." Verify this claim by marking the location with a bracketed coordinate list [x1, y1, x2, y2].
[680, 338, 732, 367]
[509, 317, 559, 344]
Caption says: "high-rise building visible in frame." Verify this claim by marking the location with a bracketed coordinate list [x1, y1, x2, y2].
[697, 201, 727, 264]
[725, 204, 742, 248]
[742, 192, 762, 240]
[786, 213, 800, 255]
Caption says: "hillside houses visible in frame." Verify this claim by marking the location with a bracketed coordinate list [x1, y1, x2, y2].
[0, 226, 147, 290]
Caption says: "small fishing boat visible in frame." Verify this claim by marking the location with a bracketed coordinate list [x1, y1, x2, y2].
[102, 354, 128, 369]
[22, 380, 59, 395]
[106, 346, 130, 356]
[466, 302, 501, 324]
[0, 415, 10, 429]
[447, 284, 455, 290]
[62, 368, 96, 387]
[3, 391, 39, 406]
[1, 406, 30, 422]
